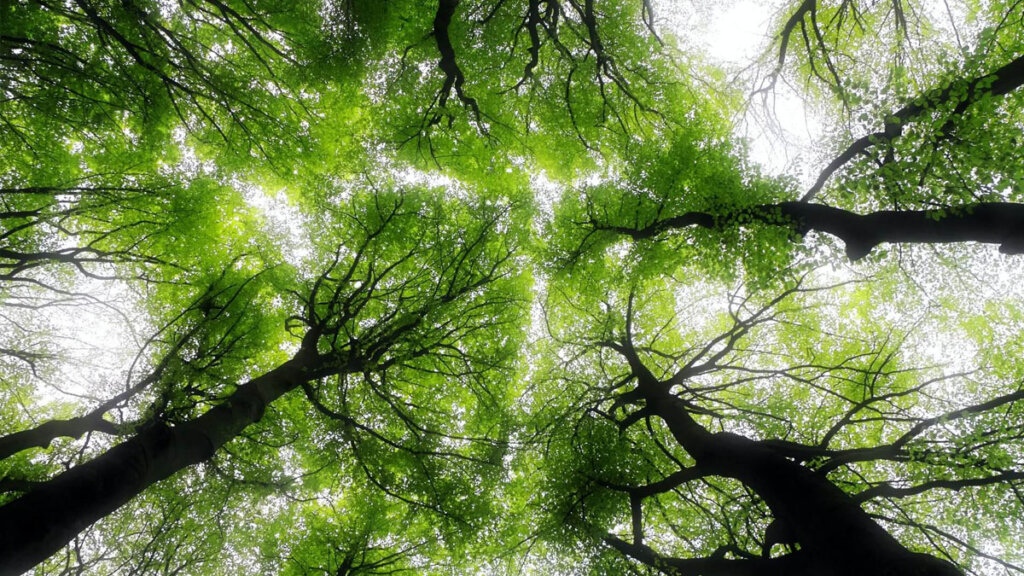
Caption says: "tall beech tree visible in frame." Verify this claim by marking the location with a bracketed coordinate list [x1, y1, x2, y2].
[2, 0, 1024, 575]
[534, 263, 1024, 575]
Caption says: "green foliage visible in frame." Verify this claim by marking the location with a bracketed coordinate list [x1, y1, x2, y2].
[3, 0, 1024, 575]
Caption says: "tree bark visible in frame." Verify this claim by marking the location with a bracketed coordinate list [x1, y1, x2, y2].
[597, 201, 1024, 260]
[0, 415, 118, 462]
[645, 390, 962, 576]
[0, 344, 318, 576]
[604, 534, 811, 575]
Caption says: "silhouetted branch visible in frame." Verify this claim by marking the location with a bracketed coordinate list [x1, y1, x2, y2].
[592, 201, 1024, 260]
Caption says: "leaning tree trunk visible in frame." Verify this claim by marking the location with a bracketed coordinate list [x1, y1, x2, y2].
[646, 389, 962, 576]
[0, 343, 319, 576]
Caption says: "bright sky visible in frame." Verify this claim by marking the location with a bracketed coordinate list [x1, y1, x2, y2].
[697, 0, 779, 63]
[659, 0, 823, 183]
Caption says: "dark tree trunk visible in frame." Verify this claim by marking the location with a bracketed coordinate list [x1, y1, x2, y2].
[0, 346, 317, 576]
[646, 391, 962, 576]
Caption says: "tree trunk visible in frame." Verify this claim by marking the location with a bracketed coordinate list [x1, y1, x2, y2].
[647, 391, 962, 576]
[0, 346, 317, 576]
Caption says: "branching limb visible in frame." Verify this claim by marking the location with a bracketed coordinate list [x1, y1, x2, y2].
[433, 0, 483, 124]
[815, 383, 1024, 472]
[602, 533, 808, 576]
[855, 470, 1024, 502]
[803, 52, 1024, 201]
[596, 465, 709, 499]
[591, 201, 1024, 260]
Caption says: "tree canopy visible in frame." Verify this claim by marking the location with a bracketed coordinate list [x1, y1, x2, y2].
[2, 0, 1024, 574]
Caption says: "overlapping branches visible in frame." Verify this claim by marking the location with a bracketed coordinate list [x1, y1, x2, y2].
[0, 267, 274, 474]
[286, 191, 524, 520]
[803, 52, 1024, 201]
[0, 181, 183, 285]
[0, 188, 525, 574]
[401, 0, 666, 155]
[1, 0, 307, 152]
[545, 272, 1023, 574]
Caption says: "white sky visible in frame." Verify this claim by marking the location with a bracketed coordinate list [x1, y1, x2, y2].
[692, 0, 779, 63]
[659, 0, 823, 183]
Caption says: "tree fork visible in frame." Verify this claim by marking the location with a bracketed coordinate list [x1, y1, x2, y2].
[802, 52, 1024, 200]
[645, 392, 962, 576]
[433, 0, 482, 122]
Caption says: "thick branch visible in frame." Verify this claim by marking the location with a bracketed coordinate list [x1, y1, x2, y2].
[595, 201, 1024, 260]
[0, 416, 118, 461]
[0, 477, 44, 494]
[608, 466, 709, 498]
[777, 0, 816, 74]
[855, 471, 1024, 502]
[818, 385, 1024, 473]
[602, 533, 806, 576]
[0, 340, 320, 575]
[433, 0, 482, 122]
[640, 390, 961, 575]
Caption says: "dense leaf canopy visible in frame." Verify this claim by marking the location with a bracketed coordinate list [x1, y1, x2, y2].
[2, 0, 1024, 574]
